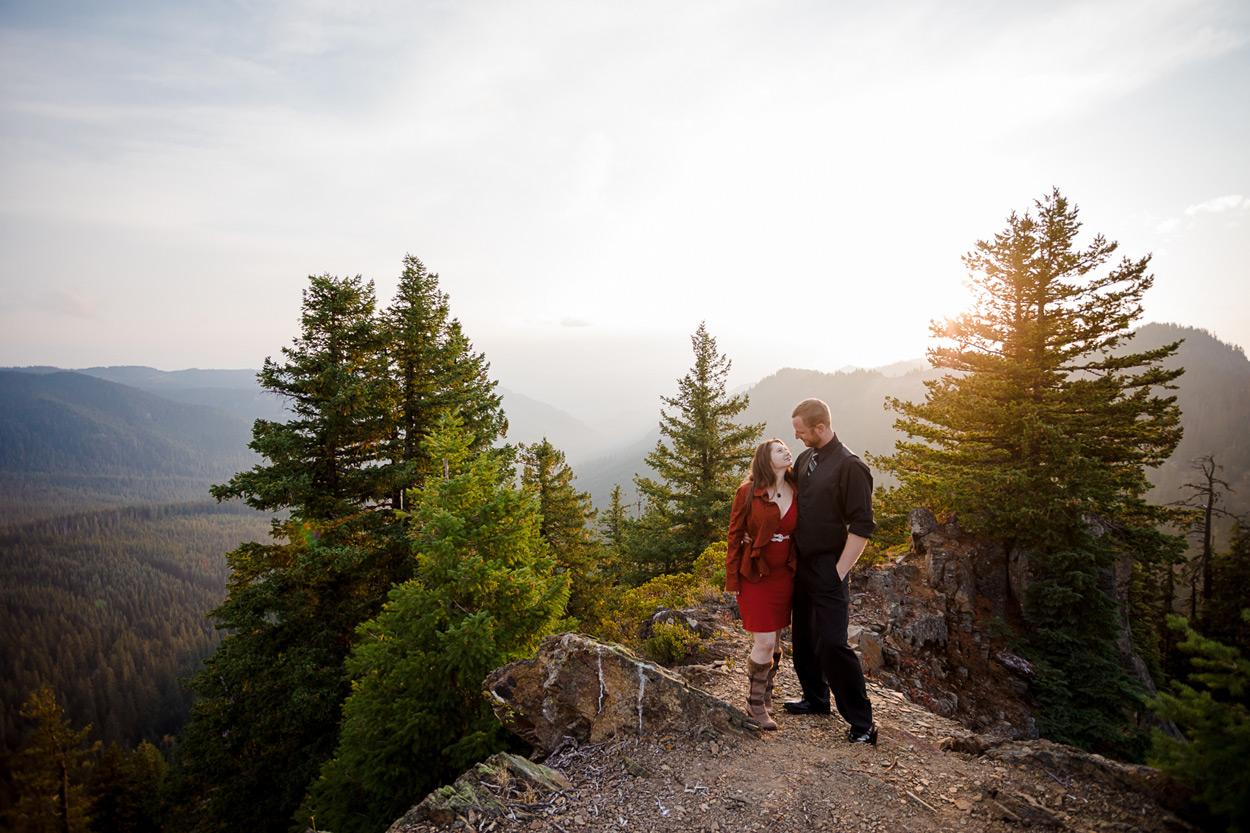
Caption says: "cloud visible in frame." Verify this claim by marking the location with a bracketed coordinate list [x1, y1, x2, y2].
[560, 317, 591, 328]
[1184, 194, 1250, 215]
[38, 288, 99, 318]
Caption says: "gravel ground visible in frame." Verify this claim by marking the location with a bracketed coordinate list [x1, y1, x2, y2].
[390, 633, 1197, 833]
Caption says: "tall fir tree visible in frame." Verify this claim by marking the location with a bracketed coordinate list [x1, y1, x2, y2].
[175, 261, 508, 833]
[877, 190, 1184, 757]
[601, 484, 630, 552]
[382, 254, 506, 499]
[298, 414, 567, 833]
[519, 438, 607, 630]
[177, 274, 396, 833]
[7, 686, 98, 833]
[630, 323, 762, 578]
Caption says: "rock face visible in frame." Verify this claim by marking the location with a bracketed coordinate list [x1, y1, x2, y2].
[483, 632, 759, 754]
[386, 752, 572, 832]
[852, 509, 1038, 737]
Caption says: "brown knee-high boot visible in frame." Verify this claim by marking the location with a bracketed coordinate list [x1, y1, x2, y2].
[746, 658, 778, 730]
[764, 649, 782, 710]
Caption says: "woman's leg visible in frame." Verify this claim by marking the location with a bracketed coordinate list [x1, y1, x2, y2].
[764, 631, 784, 709]
[749, 630, 777, 665]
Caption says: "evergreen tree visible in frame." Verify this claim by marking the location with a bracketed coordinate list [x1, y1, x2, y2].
[631, 323, 762, 578]
[601, 483, 631, 562]
[298, 414, 567, 833]
[7, 685, 98, 833]
[1203, 524, 1250, 657]
[1150, 613, 1250, 832]
[877, 190, 1184, 756]
[519, 439, 607, 630]
[88, 741, 166, 833]
[178, 274, 400, 833]
[175, 262, 510, 832]
[382, 254, 506, 498]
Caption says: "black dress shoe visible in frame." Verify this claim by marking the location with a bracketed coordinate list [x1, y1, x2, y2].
[847, 723, 878, 745]
[782, 698, 831, 715]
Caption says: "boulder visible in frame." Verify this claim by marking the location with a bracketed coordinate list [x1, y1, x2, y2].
[387, 752, 571, 831]
[848, 626, 885, 670]
[484, 633, 759, 754]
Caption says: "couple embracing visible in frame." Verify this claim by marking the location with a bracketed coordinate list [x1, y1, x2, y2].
[725, 398, 878, 745]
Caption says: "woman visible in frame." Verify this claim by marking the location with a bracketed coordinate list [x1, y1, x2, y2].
[725, 438, 797, 730]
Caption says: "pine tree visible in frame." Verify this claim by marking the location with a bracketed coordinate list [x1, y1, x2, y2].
[88, 741, 166, 833]
[382, 254, 505, 498]
[631, 323, 762, 578]
[175, 263, 511, 832]
[7, 685, 99, 833]
[298, 415, 568, 833]
[877, 190, 1184, 757]
[1149, 614, 1250, 832]
[1203, 524, 1250, 657]
[519, 439, 607, 630]
[178, 274, 400, 833]
[602, 484, 630, 552]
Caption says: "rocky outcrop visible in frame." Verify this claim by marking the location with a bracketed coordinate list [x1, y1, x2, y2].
[391, 621, 1198, 833]
[386, 753, 572, 832]
[483, 632, 759, 755]
[850, 509, 1038, 738]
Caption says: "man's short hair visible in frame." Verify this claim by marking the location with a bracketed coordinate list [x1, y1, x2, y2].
[792, 398, 831, 430]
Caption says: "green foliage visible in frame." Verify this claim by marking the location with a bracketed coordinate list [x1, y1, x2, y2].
[643, 622, 704, 665]
[520, 439, 609, 632]
[1200, 523, 1250, 657]
[298, 415, 567, 833]
[0, 503, 266, 764]
[381, 254, 506, 492]
[6, 685, 99, 833]
[1149, 614, 1250, 832]
[874, 190, 1185, 759]
[89, 741, 167, 833]
[599, 572, 697, 647]
[177, 263, 508, 833]
[692, 541, 727, 591]
[1024, 543, 1149, 757]
[630, 323, 762, 579]
[595, 544, 728, 649]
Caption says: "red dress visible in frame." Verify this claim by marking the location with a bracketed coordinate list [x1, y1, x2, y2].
[738, 499, 796, 632]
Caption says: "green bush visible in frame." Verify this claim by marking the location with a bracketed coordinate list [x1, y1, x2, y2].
[642, 621, 703, 665]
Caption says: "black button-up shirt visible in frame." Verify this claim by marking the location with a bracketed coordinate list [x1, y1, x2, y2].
[793, 434, 876, 558]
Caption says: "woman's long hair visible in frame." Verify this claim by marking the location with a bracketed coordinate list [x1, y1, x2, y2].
[748, 439, 796, 493]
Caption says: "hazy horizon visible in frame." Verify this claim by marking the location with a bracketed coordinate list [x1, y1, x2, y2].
[3, 2, 1248, 423]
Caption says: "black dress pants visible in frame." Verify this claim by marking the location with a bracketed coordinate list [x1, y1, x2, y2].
[791, 553, 873, 732]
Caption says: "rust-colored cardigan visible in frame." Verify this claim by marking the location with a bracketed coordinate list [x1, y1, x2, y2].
[725, 480, 797, 593]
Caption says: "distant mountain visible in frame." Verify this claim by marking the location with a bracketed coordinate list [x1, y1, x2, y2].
[1127, 323, 1250, 517]
[571, 325, 1250, 524]
[497, 387, 606, 462]
[3, 364, 290, 423]
[0, 370, 257, 524]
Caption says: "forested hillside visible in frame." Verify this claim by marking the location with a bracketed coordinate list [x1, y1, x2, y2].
[1128, 323, 1250, 516]
[0, 370, 258, 525]
[0, 502, 269, 754]
[0, 370, 272, 816]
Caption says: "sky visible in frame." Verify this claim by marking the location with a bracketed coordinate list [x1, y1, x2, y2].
[2, 0, 1248, 425]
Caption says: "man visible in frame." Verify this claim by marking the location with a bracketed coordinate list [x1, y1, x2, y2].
[784, 397, 877, 744]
